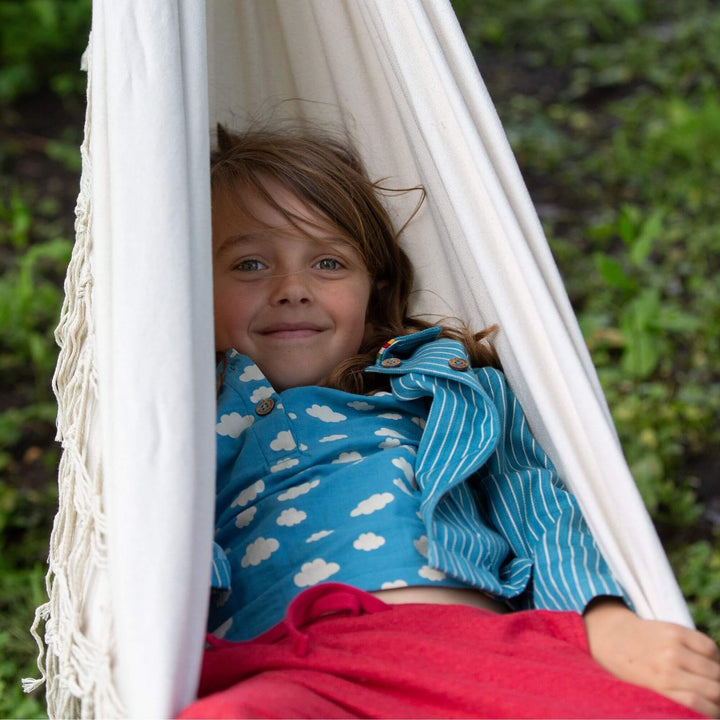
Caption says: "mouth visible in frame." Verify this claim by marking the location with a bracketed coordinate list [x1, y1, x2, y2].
[258, 323, 326, 339]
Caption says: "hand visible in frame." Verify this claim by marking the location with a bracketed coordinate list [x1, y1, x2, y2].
[583, 597, 720, 718]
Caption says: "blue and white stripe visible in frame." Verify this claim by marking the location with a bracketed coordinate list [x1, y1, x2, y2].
[368, 329, 624, 612]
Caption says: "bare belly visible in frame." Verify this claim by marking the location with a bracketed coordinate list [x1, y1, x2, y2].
[370, 585, 508, 614]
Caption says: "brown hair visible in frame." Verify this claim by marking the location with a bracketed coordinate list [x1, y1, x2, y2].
[212, 124, 500, 394]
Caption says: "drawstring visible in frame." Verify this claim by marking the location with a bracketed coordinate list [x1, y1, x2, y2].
[281, 583, 390, 656]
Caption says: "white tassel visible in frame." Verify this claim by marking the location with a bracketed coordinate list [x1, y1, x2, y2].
[25, 36, 127, 719]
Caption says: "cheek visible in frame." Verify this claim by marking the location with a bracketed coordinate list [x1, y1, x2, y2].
[213, 284, 252, 334]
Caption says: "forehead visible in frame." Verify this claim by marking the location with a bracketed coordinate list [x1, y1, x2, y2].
[213, 179, 368, 263]
[212, 176, 359, 251]
[214, 177, 334, 230]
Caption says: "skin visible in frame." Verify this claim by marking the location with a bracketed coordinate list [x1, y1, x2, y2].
[212, 178, 372, 391]
[584, 598, 720, 717]
[212, 176, 720, 716]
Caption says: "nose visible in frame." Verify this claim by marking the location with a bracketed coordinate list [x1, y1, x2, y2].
[269, 270, 312, 305]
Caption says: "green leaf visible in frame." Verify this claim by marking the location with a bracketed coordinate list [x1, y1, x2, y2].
[621, 328, 659, 378]
[620, 291, 663, 378]
[630, 453, 664, 511]
[654, 309, 703, 332]
[630, 208, 664, 266]
[594, 253, 636, 290]
[617, 206, 636, 245]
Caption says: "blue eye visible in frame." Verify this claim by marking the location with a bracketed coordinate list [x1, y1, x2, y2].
[235, 259, 266, 272]
[315, 258, 342, 271]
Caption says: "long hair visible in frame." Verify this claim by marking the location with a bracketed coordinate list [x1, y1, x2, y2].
[211, 124, 500, 394]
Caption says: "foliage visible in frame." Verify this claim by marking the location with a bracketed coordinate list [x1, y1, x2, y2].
[0, 184, 70, 719]
[1, 2, 90, 716]
[671, 538, 720, 641]
[455, 0, 720, 642]
[0, 0, 91, 102]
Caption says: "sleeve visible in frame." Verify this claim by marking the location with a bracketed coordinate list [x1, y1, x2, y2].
[473, 368, 627, 613]
[211, 541, 231, 591]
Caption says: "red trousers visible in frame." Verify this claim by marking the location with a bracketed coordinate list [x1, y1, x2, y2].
[179, 583, 701, 719]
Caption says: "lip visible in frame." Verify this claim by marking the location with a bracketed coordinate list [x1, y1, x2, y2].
[258, 323, 326, 339]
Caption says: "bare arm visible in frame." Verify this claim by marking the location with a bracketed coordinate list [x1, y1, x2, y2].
[584, 597, 720, 718]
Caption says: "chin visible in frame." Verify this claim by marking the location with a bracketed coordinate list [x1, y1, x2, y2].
[272, 373, 327, 391]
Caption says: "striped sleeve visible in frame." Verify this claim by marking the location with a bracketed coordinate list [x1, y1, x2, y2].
[473, 368, 626, 612]
[211, 541, 231, 591]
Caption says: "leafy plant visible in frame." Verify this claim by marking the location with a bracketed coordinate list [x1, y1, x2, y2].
[0, 0, 91, 103]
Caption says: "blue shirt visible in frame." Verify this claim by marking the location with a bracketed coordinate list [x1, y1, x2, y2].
[211, 328, 624, 640]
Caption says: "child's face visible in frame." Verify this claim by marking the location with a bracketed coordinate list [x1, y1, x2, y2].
[212, 178, 373, 391]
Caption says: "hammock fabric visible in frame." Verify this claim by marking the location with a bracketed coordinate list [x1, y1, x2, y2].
[27, 1, 691, 718]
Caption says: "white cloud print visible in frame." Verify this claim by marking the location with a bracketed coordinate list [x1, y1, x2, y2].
[332, 451, 363, 464]
[216, 413, 254, 438]
[392, 457, 415, 483]
[347, 400, 373, 411]
[350, 492, 394, 517]
[250, 386, 274, 403]
[353, 532, 386, 551]
[294, 558, 340, 587]
[271, 457, 300, 473]
[379, 437, 401, 449]
[235, 506, 257, 529]
[239, 364, 264, 382]
[319, 434, 347, 443]
[306, 530, 333, 543]
[241, 537, 279, 568]
[270, 430, 296, 452]
[277, 508, 307, 527]
[381, 580, 408, 589]
[212, 617, 233, 639]
[414, 535, 429, 558]
[306, 405, 346, 422]
[374, 428, 407, 439]
[418, 565, 446, 581]
[231, 480, 265, 508]
[393, 477, 413, 496]
[278, 479, 320, 501]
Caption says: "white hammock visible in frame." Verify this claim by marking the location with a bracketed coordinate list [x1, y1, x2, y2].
[27, 1, 691, 718]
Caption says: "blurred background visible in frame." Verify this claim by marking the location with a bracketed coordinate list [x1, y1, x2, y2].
[1, 1, 718, 717]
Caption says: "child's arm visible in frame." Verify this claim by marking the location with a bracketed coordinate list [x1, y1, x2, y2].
[584, 597, 720, 718]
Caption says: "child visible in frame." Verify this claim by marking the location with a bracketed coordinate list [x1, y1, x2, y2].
[180, 126, 720, 719]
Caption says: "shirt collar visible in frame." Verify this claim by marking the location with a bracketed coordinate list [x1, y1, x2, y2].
[374, 327, 443, 365]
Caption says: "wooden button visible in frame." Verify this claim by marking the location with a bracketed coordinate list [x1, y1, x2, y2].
[255, 398, 275, 416]
[381, 358, 402, 368]
[448, 357, 469, 371]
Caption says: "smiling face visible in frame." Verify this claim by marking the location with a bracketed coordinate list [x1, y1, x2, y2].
[212, 178, 373, 391]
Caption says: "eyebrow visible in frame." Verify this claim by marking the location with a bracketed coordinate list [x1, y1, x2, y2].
[214, 233, 356, 259]
[213, 234, 257, 259]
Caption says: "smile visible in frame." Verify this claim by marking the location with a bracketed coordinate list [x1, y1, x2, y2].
[259, 324, 326, 339]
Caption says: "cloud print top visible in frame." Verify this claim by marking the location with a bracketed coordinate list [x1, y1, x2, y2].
[210, 328, 624, 641]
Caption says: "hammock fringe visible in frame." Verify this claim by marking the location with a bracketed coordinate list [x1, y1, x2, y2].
[24, 38, 126, 718]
